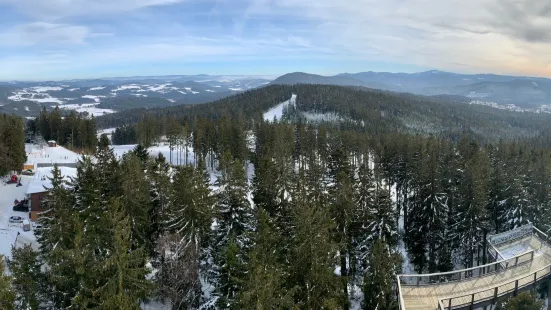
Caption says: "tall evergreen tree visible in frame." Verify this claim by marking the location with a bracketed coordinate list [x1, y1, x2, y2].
[211, 157, 255, 309]
[9, 245, 47, 310]
[238, 209, 293, 309]
[120, 153, 151, 249]
[0, 255, 15, 310]
[363, 239, 402, 310]
[95, 199, 154, 309]
[288, 173, 342, 309]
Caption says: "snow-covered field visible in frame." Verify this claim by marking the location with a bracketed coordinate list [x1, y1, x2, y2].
[25, 144, 81, 166]
[61, 104, 114, 116]
[97, 127, 117, 139]
[0, 144, 81, 260]
[263, 94, 296, 122]
[111, 143, 197, 166]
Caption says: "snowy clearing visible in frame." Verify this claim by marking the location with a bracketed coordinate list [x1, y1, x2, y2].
[89, 86, 105, 91]
[8, 91, 64, 104]
[60, 104, 114, 116]
[81, 95, 105, 103]
[31, 86, 62, 92]
[114, 84, 141, 91]
[25, 143, 81, 166]
[97, 127, 117, 139]
[263, 94, 297, 122]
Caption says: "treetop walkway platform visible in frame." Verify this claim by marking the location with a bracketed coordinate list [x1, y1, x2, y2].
[397, 224, 551, 310]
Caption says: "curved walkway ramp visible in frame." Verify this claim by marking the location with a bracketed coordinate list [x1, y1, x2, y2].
[397, 226, 551, 310]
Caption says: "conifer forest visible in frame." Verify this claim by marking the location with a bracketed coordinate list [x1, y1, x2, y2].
[2, 84, 551, 309]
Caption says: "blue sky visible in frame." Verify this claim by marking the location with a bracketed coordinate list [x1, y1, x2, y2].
[1, 0, 550, 80]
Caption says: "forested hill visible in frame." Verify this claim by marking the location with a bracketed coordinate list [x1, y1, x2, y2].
[97, 84, 551, 143]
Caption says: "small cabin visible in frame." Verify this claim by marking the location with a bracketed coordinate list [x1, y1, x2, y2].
[47, 140, 57, 147]
[26, 179, 49, 221]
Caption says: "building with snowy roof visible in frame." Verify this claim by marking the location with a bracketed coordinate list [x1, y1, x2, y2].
[25, 166, 76, 221]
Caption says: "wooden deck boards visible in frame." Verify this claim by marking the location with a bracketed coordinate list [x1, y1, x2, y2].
[401, 250, 551, 309]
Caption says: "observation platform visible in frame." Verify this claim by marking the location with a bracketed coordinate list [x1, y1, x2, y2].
[397, 224, 551, 310]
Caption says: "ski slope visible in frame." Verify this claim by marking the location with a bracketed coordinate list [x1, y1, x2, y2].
[263, 94, 296, 122]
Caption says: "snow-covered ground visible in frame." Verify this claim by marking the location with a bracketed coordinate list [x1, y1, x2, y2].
[25, 144, 81, 167]
[0, 143, 81, 260]
[60, 103, 114, 116]
[111, 143, 197, 166]
[97, 127, 117, 140]
[263, 94, 297, 122]
[0, 176, 33, 259]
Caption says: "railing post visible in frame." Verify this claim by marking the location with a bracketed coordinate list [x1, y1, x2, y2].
[534, 272, 538, 290]
[470, 293, 475, 310]
[416, 276, 420, 286]
[514, 280, 519, 296]
[493, 286, 498, 305]
[448, 298, 452, 310]
[515, 256, 519, 266]
[532, 251, 535, 260]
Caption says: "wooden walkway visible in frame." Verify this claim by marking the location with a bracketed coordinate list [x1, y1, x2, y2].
[398, 233, 551, 310]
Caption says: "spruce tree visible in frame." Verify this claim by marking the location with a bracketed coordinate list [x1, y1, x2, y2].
[368, 177, 397, 247]
[120, 153, 151, 250]
[35, 165, 79, 307]
[211, 158, 255, 309]
[96, 199, 154, 309]
[352, 162, 376, 277]
[132, 144, 149, 167]
[9, 245, 47, 309]
[0, 255, 15, 310]
[36, 164, 74, 254]
[363, 239, 402, 310]
[238, 209, 293, 309]
[496, 291, 543, 310]
[166, 164, 214, 253]
[147, 152, 171, 259]
[288, 173, 342, 309]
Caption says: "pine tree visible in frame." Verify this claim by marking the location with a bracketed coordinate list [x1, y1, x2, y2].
[211, 157, 255, 309]
[496, 291, 543, 310]
[363, 239, 402, 310]
[132, 144, 149, 167]
[35, 165, 79, 307]
[0, 255, 15, 310]
[238, 209, 293, 309]
[147, 152, 171, 259]
[9, 245, 47, 309]
[120, 153, 151, 250]
[352, 162, 376, 277]
[368, 177, 397, 247]
[166, 164, 214, 253]
[95, 199, 154, 309]
[159, 163, 214, 308]
[36, 164, 74, 254]
[288, 174, 342, 309]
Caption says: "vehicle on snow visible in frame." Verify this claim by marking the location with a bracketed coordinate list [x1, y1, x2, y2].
[9, 216, 23, 223]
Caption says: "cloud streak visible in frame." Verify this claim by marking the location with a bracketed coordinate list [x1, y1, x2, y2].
[2, 0, 551, 79]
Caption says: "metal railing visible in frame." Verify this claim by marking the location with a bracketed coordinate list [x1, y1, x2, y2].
[439, 263, 551, 309]
[396, 275, 406, 310]
[399, 250, 535, 286]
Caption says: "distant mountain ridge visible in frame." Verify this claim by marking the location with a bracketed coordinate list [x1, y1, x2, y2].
[272, 71, 551, 109]
[0, 75, 271, 117]
[4, 70, 551, 118]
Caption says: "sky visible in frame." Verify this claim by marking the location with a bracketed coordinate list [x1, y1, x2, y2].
[1, 0, 551, 80]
